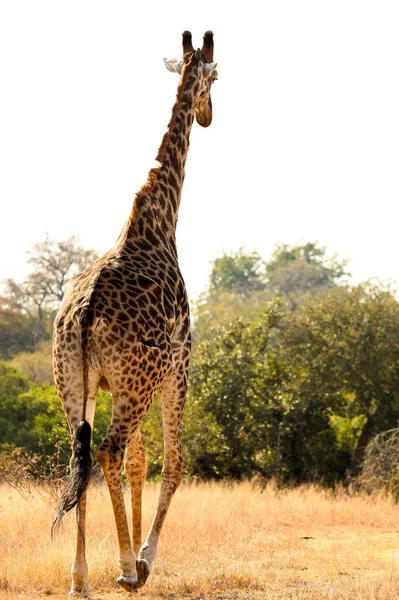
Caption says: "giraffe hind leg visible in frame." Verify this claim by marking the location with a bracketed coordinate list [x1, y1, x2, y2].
[70, 492, 89, 597]
[52, 346, 99, 597]
[96, 404, 139, 591]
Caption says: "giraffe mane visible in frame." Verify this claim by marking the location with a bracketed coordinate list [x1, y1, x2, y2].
[135, 53, 195, 203]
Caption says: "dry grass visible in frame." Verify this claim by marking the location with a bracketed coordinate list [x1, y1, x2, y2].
[1, 481, 399, 599]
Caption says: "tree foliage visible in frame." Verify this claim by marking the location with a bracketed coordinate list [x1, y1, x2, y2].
[10, 341, 54, 386]
[209, 248, 266, 295]
[0, 361, 112, 479]
[193, 242, 349, 343]
[193, 249, 269, 343]
[279, 284, 399, 480]
[186, 302, 285, 479]
[0, 299, 37, 359]
[265, 242, 349, 310]
[189, 252, 399, 484]
[1, 240, 399, 487]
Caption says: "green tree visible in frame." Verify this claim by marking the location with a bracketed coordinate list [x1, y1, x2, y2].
[193, 243, 350, 343]
[265, 242, 349, 311]
[11, 341, 53, 386]
[279, 284, 399, 481]
[193, 249, 269, 342]
[0, 362, 112, 476]
[209, 248, 266, 295]
[0, 363, 32, 447]
[0, 298, 37, 359]
[186, 301, 284, 479]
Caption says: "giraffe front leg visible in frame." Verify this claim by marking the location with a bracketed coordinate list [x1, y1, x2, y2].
[124, 429, 147, 555]
[137, 374, 185, 588]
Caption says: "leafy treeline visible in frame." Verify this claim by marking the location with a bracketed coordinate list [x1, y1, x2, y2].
[1, 239, 399, 485]
[183, 245, 399, 484]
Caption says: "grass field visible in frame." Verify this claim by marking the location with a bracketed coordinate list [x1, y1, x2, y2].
[1, 481, 399, 599]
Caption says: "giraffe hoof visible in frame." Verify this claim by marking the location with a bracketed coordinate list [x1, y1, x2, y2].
[69, 587, 89, 597]
[136, 559, 150, 589]
[116, 575, 138, 593]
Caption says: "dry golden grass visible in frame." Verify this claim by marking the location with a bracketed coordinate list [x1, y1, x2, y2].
[1, 481, 399, 599]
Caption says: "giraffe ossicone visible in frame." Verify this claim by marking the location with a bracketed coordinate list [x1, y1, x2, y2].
[52, 30, 217, 596]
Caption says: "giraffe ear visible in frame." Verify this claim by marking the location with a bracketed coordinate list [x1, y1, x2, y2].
[202, 62, 218, 77]
[163, 58, 183, 75]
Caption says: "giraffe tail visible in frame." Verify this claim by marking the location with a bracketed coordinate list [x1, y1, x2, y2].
[51, 420, 93, 536]
[52, 312, 94, 536]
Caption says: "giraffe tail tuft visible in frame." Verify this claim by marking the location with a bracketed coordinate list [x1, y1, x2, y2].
[51, 420, 93, 537]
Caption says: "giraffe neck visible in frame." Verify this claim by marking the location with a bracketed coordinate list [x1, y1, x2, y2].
[120, 64, 199, 251]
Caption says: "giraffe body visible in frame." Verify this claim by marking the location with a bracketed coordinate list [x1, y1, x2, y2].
[52, 31, 217, 595]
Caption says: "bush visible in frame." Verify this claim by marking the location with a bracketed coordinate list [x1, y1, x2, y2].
[10, 341, 54, 386]
[359, 427, 399, 497]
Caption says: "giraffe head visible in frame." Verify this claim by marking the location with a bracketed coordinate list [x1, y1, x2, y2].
[164, 30, 217, 128]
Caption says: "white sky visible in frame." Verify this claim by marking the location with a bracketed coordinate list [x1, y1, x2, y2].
[1, 1, 398, 301]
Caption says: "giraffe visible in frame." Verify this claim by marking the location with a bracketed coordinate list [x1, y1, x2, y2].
[52, 30, 217, 596]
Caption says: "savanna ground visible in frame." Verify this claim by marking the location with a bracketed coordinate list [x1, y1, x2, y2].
[1, 481, 399, 599]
